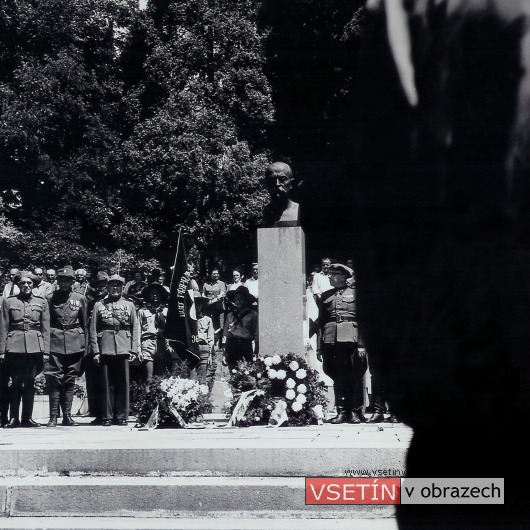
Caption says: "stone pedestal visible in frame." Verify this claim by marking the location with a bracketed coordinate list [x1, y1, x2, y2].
[257, 226, 306, 357]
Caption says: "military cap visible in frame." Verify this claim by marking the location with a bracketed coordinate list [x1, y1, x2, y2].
[56, 268, 75, 279]
[108, 274, 125, 285]
[328, 263, 353, 278]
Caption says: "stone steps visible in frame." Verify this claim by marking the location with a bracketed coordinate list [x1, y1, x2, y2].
[0, 412, 410, 528]
[0, 476, 397, 519]
[0, 516, 399, 530]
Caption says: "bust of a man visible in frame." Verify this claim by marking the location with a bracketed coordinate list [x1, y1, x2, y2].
[263, 162, 300, 227]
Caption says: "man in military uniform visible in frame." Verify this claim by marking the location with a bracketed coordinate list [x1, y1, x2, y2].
[0, 292, 8, 426]
[44, 268, 87, 427]
[317, 263, 367, 424]
[0, 271, 50, 428]
[89, 274, 138, 426]
[85, 271, 109, 424]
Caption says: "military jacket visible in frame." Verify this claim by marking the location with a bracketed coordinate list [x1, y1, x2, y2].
[0, 294, 50, 354]
[47, 290, 87, 355]
[320, 286, 359, 344]
[89, 297, 138, 356]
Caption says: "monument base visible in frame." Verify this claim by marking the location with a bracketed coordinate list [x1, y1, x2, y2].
[258, 226, 306, 357]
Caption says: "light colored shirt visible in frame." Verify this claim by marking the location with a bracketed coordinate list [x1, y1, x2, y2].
[2, 282, 19, 298]
[32, 281, 53, 299]
[245, 278, 259, 299]
[311, 272, 332, 298]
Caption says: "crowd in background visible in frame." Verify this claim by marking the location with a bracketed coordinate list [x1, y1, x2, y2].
[0, 261, 261, 428]
[0, 257, 395, 428]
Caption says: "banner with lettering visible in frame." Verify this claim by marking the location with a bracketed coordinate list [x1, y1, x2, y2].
[163, 229, 200, 367]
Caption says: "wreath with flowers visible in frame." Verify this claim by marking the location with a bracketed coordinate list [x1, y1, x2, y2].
[131, 365, 211, 427]
[225, 352, 328, 427]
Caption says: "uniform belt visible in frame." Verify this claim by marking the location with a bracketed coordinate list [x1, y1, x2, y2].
[10, 322, 41, 331]
[101, 324, 130, 331]
[141, 332, 157, 340]
[54, 323, 81, 330]
[331, 316, 356, 323]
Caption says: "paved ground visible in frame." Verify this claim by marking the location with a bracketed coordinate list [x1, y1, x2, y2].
[0, 413, 413, 453]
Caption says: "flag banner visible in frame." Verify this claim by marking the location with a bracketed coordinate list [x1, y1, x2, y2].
[163, 230, 200, 368]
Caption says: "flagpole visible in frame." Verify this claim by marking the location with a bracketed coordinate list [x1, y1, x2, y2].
[169, 227, 183, 292]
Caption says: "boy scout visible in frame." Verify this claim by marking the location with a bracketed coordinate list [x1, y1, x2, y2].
[45, 268, 87, 427]
[0, 271, 50, 428]
[89, 275, 138, 426]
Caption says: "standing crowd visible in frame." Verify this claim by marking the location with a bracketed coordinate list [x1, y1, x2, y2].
[0, 263, 260, 427]
[0, 258, 394, 427]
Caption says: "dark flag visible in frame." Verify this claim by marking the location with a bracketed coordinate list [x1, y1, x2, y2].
[163, 229, 200, 368]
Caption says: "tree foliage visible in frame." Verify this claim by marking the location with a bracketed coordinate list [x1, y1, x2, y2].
[0, 0, 365, 272]
[0, 0, 274, 271]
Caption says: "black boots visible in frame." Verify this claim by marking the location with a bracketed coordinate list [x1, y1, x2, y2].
[330, 407, 349, 424]
[61, 383, 78, 426]
[47, 379, 79, 426]
[368, 412, 385, 423]
[47, 378, 61, 428]
[62, 414, 79, 426]
[330, 407, 365, 424]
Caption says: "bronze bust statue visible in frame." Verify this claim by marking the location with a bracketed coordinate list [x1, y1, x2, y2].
[263, 162, 300, 227]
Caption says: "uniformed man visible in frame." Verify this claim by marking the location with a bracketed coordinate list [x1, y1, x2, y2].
[44, 268, 87, 427]
[85, 271, 109, 425]
[0, 271, 50, 428]
[317, 263, 367, 424]
[0, 292, 8, 426]
[89, 274, 138, 426]
[32, 268, 53, 299]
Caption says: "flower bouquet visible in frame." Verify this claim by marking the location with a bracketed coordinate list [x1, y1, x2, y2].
[226, 352, 328, 427]
[131, 374, 211, 428]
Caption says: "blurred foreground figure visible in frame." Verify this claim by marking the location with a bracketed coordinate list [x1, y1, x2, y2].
[357, 1, 530, 528]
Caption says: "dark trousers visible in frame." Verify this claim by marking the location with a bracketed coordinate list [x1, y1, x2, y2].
[101, 355, 129, 421]
[44, 352, 84, 417]
[370, 374, 391, 414]
[85, 357, 105, 418]
[0, 363, 10, 423]
[5, 353, 42, 421]
[321, 342, 367, 412]
[224, 338, 253, 373]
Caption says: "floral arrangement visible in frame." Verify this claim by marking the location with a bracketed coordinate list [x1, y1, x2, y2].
[226, 352, 328, 427]
[130, 364, 211, 427]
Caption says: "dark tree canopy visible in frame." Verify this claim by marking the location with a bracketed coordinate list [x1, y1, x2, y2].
[0, 0, 364, 273]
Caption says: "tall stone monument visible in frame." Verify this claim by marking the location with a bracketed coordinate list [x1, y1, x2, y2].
[258, 163, 306, 357]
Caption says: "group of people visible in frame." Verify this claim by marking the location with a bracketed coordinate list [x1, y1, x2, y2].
[0, 256, 391, 427]
[0, 262, 261, 428]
